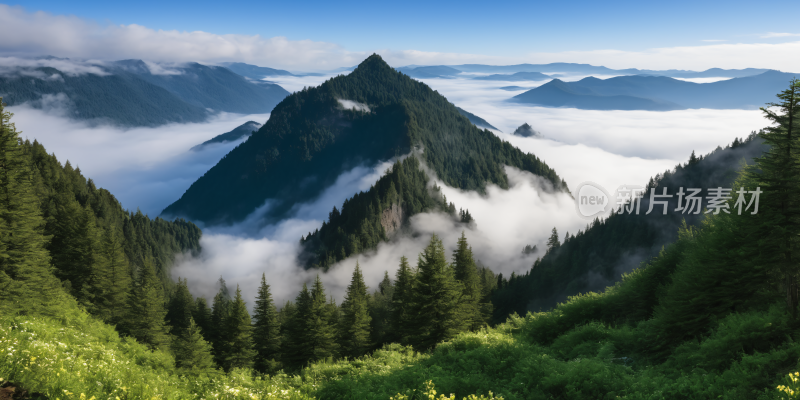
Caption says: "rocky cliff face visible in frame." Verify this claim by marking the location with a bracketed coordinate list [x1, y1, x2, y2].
[380, 203, 404, 236]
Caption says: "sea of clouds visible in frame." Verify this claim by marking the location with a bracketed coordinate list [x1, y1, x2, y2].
[7, 68, 769, 308]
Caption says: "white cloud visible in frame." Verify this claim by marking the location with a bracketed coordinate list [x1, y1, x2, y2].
[760, 32, 800, 38]
[337, 99, 371, 112]
[0, 56, 109, 76]
[8, 104, 270, 216]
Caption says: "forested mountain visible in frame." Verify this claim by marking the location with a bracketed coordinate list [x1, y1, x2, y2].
[0, 99, 201, 318]
[191, 121, 263, 150]
[455, 106, 498, 130]
[492, 133, 768, 321]
[511, 71, 798, 110]
[163, 54, 567, 228]
[512, 123, 542, 138]
[221, 62, 295, 79]
[111, 60, 289, 115]
[473, 71, 552, 81]
[0, 59, 289, 127]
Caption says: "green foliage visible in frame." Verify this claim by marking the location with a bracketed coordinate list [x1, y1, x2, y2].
[409, 235, 467, 350]
[453, 232, 486, 330]
[224, 285, 256, 371]
[339, 262, 372, 358]
[253, 273, 282, 374]
[173, 317, 216, 374]
[126, 256, 170, 351]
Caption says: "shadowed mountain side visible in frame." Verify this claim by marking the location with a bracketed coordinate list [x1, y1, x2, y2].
[491, 134, 768, 322]
[0, 67, 210, 126]
[511, 71, 798, 110]
[162, 55, 567, 226]
[192, 121, 263, 151]
[455, 107, 498, 130]
[511, 79, 683, 111]
[111, 60, 290, 114]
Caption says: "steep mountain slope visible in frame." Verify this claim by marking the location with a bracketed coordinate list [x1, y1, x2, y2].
[111, 60, 290, 114]
[455, 106, 498, 130]
[512, 71, 798, 110]
[491, 134, 768, 321]
[473, 72, 551, 81]
[221, 62, 295, 79]
[0, 60, 290, 127]
[163, 54, 567, 227]
[192, 121, 263, 150]
[0, 66, 210, 126]
[511, 79, 683, 111]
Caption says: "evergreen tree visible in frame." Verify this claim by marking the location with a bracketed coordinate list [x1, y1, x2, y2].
[224, 285, 255, 370]
[409, 235, 465, 350]
[391, 256, 416, 344]
[452, 232, 485, 329]
[369, 271, 394, 347]
[166, 278, 196, 336]
[308, 275, 339, 361]
[748, 78, 800, 317]
[0, 100, 61, 315]
[173, 317, 216, 375]
[97, 227, 131, 326]
[546, 227, 560, 252]
[252, 273, 281, 374]
[339, 262, 372, 358]
[282, 284, 312, 369]
[193, 297, 212, 336]
[126, 256, 170, 351]
[209, 277, 232, 365]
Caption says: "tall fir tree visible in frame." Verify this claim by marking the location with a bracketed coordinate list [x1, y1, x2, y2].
[546, 227, 560, 252]
[339, 262, 372, 358]
[126, 256, 170, 351]
[0, 100, 61, 315]
[252, 273, 281, 374]
[166, 278, 196, 336]
[452, 232, 485, 330]
[748, 78, 800, 317]
[96, 226, 131, 326]
[391, 256, 416, 345]
[209, 277, 232, 365]
[409, 235, 466, 350]
[193, 297, 212, 336]
[282, 284, 312, 369]
[308, 275, 339, 361]
[369, 271, 394, 347]
[224, 285, 255, 370]
[173, 317, 216, 374]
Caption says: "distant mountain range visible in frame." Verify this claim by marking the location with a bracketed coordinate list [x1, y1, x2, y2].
[445, 63, 773, 78]
[220, 62, 325, 80]
[191, 121, 262, 151]
[473, 72, 551, 81]
[163, 55, 567, 234]
[510, 71, 798, 110]
[0, 59, 290, 127]
[396, 65, 462, 79]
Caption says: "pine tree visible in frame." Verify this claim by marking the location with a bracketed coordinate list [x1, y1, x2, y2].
[193, 297, 212, 336]
[209, 277, 232, 365]
[748, 78, 800, 317]
[224, 285, 255, 370]
[369, 271, 394, 347]
[391, 256, 416, 344]
[252, 273, 281, 373]
[166, 278, 196, 336]
[282, 284, 312, 369]
[339, 262, 372, 358]
[409, 235, 465, 350]
[97, 226, 131, 326]
[546, 227, 560, 252]
[452, 232, 485, 329]
[126, 256, 170, 351]
[173, 317, 216, 374]
[308, 275, 339, 361]
[0, 100, 61, 315]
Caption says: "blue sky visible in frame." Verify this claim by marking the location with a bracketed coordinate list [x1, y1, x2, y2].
[10, 0, 800, 56]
